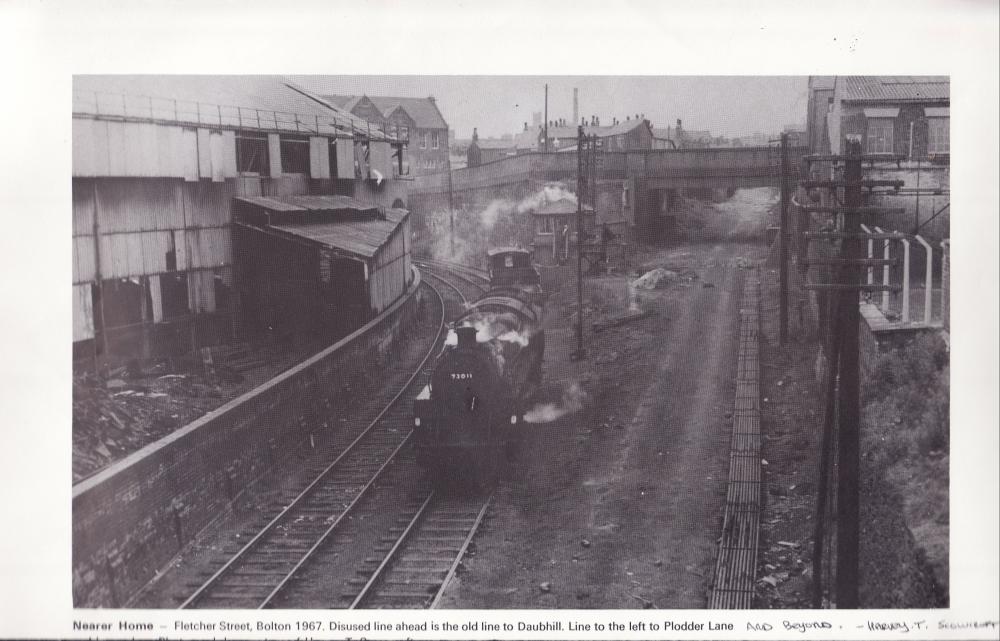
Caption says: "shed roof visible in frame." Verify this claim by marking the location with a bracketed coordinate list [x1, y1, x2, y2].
[487, 246, 532, 256]
[324, 94, 449, 130]
[72, 76, 401, 142]
[237, 194, 381, 214]
[839, 76, 949, 103]
[534, 198, 582, 215]
[236, 196, 408, 259]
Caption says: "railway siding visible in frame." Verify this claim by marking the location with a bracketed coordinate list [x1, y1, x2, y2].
[72, 269, 424, 608]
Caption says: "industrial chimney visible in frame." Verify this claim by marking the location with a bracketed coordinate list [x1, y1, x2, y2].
[573, 88, 579, 128]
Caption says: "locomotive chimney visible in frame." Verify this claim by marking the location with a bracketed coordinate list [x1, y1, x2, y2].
[456, 325, 477, 348]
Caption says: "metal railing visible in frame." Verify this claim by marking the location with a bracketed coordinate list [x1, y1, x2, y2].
[72, 90, 407, 144]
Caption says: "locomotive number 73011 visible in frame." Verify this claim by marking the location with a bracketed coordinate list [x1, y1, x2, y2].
[449, 373, 473, 380]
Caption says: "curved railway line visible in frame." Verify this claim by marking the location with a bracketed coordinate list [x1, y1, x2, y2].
[175, 265, 493, 610]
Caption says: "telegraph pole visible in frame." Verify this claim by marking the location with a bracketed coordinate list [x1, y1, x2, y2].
[834, 136, 864, 609]
[779, 132, 790, 344]
[447, 153, 455, 257]
[571, 125, 586, 360]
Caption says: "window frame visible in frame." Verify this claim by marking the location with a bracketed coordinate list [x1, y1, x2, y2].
[927, 117, 949, 155]
[279, 134, 311, 174]
[865, 117, 894, 155]
[432, 131, 440, 149]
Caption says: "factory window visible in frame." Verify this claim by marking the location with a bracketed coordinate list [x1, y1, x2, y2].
[213, 267, 232, 313]
[927, 117, 949, 155]
[279, 134, 311, 174]
[160, 272, 190, 320]
[101, 277, 146, 329]
[432, 132, 440, 149]
[866, 118, 894, 154]
[236, 131, 270, 176]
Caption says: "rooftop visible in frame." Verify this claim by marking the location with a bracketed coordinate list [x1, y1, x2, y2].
[839, 76, 950, 103]
[534, 198, 593, 215]
[235, 195, 408, 259]
[543, 118, 651, 141]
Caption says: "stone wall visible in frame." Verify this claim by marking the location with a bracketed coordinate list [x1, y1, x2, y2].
[72, 269, 423, 607]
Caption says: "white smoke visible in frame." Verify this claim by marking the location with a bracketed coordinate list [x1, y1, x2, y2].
[444, 314, 530, 347]
[523, 382, 587, 424]
[497, 330, 530, 347]
[515, 183, 578, 214]
[423, 183, 577, 266]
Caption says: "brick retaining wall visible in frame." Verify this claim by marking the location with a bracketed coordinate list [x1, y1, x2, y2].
[72, 269, 424, 607]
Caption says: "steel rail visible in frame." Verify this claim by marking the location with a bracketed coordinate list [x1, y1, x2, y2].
[258, 434, 415, 608]
[416, 261, 489, 297]
[179, 274, 447, 609]
[348, 491, 436, 609]
[415, 258, 490, 283]
[429, 494, 493, 609]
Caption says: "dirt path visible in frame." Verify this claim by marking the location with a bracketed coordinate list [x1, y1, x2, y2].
[441, 245, 750, 608]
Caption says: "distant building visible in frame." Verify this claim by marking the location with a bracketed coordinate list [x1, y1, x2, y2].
[806, 75, 950, 238]
[652, 120, 717, 149]
[323, 94, 450, 175]
[814, 76, 949, 159]
[537, 117, 655, 152]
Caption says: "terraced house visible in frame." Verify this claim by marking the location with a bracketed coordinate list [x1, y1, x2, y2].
[322, 94, 450, 175]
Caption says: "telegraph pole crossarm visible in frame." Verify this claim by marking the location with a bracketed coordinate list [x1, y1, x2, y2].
[799, 139, 911, 609]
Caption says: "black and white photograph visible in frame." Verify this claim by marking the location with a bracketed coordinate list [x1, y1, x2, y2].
[2, 1, 999, 639]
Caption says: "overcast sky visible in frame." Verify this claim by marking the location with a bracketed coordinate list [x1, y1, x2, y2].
[293, 76, 808, 140]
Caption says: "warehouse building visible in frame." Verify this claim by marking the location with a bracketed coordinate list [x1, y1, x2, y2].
[72, 75, 411, 365]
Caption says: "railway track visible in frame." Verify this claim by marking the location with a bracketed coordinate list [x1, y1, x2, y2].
[176, 267, 489, 610]
[348, 492, 492, 609]
[415, 258, 490, 299]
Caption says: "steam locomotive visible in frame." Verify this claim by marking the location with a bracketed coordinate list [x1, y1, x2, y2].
[413, 248, 545, 489]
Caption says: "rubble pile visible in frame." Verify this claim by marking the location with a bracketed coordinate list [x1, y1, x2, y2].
[72, 365, 235, 482]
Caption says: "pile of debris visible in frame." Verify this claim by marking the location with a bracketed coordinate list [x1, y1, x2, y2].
[72, 362, 239, 483]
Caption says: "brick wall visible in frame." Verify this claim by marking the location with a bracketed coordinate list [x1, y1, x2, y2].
[72, 270, 424, 607]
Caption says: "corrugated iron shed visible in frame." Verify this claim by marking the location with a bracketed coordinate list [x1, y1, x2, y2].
[236, 195, 380, 214]
[236, 196, 408, 259]
[535, 198, 592, 215]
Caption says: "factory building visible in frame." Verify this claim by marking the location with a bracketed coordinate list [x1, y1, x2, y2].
[72, 75, 411, 366]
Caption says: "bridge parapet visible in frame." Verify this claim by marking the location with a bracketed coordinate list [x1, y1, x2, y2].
[411, 146, 808, 196]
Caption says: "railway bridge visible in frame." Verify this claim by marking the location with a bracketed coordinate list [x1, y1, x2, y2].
[408, 146, 808, 241]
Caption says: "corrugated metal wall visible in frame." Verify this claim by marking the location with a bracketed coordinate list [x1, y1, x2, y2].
[73, 284, 95, 342]
[72, 176, 235, 352]
[367, 216, 411, 313]
[73, 118, 239, 182]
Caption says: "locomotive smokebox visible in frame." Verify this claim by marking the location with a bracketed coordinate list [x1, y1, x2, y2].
[456, 325, 477, 349]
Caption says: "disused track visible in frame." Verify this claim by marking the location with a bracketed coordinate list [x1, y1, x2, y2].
[348, 492, 493, 609]
[178, 269, 486, 609]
